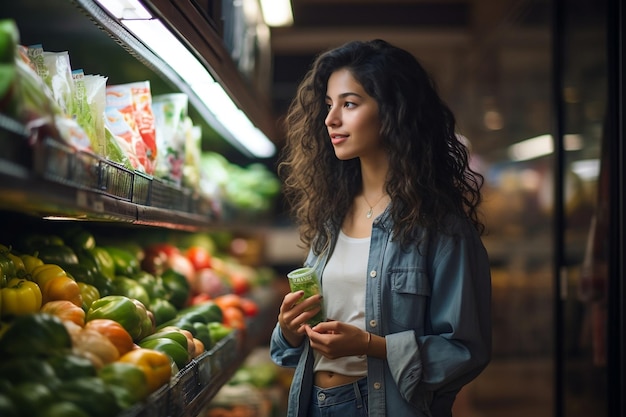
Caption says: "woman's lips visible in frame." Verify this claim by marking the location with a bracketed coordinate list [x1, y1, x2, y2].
[330, 134, 348, 145]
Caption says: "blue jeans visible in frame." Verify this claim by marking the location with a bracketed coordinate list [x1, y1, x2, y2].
[308, 378, 368, 417]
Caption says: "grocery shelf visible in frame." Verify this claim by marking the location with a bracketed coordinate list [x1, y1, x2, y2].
[0, 116, 218, 231]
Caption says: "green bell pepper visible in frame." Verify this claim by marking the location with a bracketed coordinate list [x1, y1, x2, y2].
[140, 328, 188, 351]
[138, 337, 190, 370]
[149, 298, 178, 327]
[55, 376, 121, 417]
[46, 353, 96, 380]
[61, 228, 96, 252]
[0, 356, 60, 387]
[8, 382, 54, 417]
[0, 313, 72, 357]
[101, 246, 139, 276]
[14, 233, 64, 255]
[178, 300, 223, 324]
[0, 393, 17, 417]
[36, 245, 79, 265]
[111, 276, 151, 307]
[86, 295, 151, 341]
[60, 263, 95, 286]
[98, 362, 149, 409]
[91, 271, 114, 297]
[0, 252, 16, 287]
[161, 268, 190, 309]
[89, 247, 116, 281]
[208, 321, 234, 344]
[192, 321, 212, 349]
[35, 401, 90, 417]
[133, 271, 167, 300]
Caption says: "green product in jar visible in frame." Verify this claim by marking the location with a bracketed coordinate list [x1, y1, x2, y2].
[287, 267, 325, 326]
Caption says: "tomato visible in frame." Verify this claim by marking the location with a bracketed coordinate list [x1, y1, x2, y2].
[185, 246, 212, 270]
[239, 297, 259, 317]
[221, 306, 245, 331]
[229, 272, 250, 295]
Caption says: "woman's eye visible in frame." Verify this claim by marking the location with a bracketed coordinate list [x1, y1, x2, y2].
[344, 102, 356, 108]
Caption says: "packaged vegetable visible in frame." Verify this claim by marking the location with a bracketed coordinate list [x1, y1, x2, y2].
[71, 70, 108, 155]
[28, 46, 74, 116]
[104, 107, 147, 172]
[152, 93, 188, 185]
[106, 81, 156, 173]
[183, 118, 202, 191]
[0, 25, 60, 138]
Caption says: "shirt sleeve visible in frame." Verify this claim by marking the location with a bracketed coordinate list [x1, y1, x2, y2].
[387, 223, 492, 403]
[269, 322, 305, 368]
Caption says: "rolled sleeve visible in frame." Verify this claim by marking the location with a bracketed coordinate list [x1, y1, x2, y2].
[270, 323, 305, 368]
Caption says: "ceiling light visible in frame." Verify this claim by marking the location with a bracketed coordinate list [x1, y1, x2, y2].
[95, 0, 151, 19]
[507, 134, 584, 162]
[259, 0, 294, 27]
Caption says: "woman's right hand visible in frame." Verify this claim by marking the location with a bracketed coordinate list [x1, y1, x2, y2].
[278, 290, 323, 347]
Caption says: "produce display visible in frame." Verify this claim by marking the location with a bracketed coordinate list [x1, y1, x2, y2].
[0, 14, 284, 417]
[0, 227, 272, 416]
[0, 19, 281, 218]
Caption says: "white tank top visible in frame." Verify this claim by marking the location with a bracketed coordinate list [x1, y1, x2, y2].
[313, 230, 370, 376]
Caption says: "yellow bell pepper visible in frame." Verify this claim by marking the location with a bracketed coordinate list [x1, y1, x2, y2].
[118, 348, 172, 393]
[19, 254, 44, 275]
[77, 282, 100, 311]
[1, 278, 42, 317]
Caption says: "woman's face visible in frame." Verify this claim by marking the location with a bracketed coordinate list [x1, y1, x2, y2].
[324, 68, 383, 161]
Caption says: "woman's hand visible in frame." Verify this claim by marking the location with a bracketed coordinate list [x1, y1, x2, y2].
[278, 290, 323, 347]
[304, 321, 370, 359]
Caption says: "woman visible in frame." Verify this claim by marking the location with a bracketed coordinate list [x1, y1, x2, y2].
[270, 39, 491, 417]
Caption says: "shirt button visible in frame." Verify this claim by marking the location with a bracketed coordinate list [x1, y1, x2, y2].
[369, 270, 377, 278]
[369, 320, 377, 327]
[318, 392, 326, 401]
[373, 382, 382, 390]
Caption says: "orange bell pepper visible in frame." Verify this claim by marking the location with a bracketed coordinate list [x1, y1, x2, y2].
[118, 348, 172, 393]
[40, 300, 86, 326]
[30, 263, 67, 286]
[84, 318, 135, 357]
[31, 264, 83, 307]
[64, 321, 120, 369]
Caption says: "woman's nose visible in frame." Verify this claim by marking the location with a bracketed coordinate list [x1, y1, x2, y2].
[325, 107, 340, 127]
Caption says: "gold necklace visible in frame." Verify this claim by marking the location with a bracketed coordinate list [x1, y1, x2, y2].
[362, 193, 387, 219]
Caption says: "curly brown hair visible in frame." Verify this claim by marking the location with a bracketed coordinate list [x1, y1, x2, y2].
[278, 39, 485, 254]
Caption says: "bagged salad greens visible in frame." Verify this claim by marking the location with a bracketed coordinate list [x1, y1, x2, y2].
[0, 21, 61, 141]
[152, 93, 188, 185]
[183, 118, 202, 192]
[72, 70, 108, 155]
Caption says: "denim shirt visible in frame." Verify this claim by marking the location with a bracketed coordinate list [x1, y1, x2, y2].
[270, 207, 492, 417]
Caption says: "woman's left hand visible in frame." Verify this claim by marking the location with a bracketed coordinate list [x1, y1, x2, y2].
[304, 321, 369, 359]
